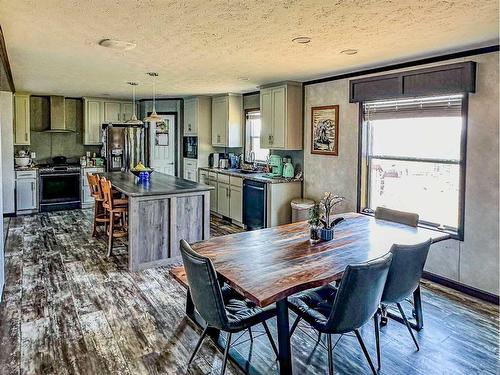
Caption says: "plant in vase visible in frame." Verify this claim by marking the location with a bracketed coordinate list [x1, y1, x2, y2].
[308, 204, 321, 244]
[319, 192, 345, 241]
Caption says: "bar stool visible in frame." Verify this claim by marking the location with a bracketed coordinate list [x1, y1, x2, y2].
[100, 177, 128, 257]
[87, 173, 109, 237]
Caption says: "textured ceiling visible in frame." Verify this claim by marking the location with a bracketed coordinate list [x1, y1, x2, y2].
[0, 0, 498, 98]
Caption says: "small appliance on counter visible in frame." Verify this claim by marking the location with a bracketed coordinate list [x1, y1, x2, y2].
[228, 153, 239, 169]
[282, 156, 294, 178]
[267, 154, 283, 177]
[209, 152, 229, 169]
[218, 158, 229, 169]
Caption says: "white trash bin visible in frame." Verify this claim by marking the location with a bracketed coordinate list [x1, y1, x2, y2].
[291, 198, 315, 223]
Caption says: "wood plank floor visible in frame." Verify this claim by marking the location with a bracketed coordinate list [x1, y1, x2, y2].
[0, 210, 498, 375]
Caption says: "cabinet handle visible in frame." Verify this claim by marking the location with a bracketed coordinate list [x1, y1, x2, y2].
[25, 132, 28, 141]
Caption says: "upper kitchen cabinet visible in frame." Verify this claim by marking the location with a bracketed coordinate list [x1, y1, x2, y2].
[184, 96, 212, 136]
[260, 82, 303, 150]
[83, 98, 104, 145]
[211, 94, 242, 147]
[104, 101, 134, 122]
[14, 93, 31, 145]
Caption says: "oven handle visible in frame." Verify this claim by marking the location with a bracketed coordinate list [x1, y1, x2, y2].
[40, 173, 81, 177]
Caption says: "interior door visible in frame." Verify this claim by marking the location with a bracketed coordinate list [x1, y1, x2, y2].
[149, 114, 176, 176]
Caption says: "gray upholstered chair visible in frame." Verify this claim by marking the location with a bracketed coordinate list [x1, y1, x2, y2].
[288, 253, 393, 375]
[374, 206, 419, 227]
[179, 239, 278, 375]
[374, 239, 432, 369]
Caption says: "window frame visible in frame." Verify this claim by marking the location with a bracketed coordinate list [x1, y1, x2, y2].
[356, 95, 468, 240]
[244, 108, 269, 164]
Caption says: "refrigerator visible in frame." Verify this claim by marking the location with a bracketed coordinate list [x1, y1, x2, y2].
[101, 123, 150, 172]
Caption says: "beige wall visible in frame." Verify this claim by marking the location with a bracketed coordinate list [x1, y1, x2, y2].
[303, 52, 499, 295]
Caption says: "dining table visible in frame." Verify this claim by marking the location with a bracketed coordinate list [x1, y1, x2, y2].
[179, 212, 450, 375]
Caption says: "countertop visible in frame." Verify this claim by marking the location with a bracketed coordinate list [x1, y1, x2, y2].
[101, 171, 214, 197]
[199, 167, 303, 184]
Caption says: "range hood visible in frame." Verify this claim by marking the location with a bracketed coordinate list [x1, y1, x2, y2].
[43, 95, 73, 132]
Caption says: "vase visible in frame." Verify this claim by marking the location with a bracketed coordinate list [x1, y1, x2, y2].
[320, 227, 334, 241]
[309, 225, 321, 244]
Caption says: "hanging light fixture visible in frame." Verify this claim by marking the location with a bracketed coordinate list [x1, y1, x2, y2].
[125, 82, 143, 125]
[144, 72, 162, 122]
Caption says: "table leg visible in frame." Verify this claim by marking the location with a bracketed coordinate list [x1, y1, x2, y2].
[276, 298, 293, 375]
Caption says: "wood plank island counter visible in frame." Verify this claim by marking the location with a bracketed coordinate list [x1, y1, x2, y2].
[101, 172, 214, 271]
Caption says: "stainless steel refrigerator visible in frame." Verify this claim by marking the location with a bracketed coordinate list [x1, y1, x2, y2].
[101, 123, 150, 172]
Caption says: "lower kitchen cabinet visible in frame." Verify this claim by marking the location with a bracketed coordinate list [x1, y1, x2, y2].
[15, 170, 38, 214]
[81, 167, 105, 208]
[229, 185, 243, 222]
[217, 182, 231, 217]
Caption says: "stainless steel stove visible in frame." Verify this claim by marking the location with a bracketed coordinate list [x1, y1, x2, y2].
[38, 157, 81, 212]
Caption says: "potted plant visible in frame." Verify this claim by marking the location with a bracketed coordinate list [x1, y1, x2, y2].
[308, 203, 321, 244]
[319, 192, 345, 241]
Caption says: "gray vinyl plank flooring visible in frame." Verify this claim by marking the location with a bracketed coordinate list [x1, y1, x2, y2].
[0, 209, 498, 375]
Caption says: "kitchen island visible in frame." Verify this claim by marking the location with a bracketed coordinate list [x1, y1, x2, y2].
[101, 172, 213, 271]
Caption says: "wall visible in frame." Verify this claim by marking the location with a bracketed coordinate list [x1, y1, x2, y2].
[0, 92, 14, 214]
[303, 52, 499, 295]
[0, 93, 5, 300]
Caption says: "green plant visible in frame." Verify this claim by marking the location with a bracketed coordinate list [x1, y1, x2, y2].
[319, 192, 345, 229]
[308, 203, 321, 227]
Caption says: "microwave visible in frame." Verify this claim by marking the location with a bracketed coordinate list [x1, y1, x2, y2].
[183, 136, 198, 159]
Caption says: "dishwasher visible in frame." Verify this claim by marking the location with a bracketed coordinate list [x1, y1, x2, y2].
[243, 179, 267, 230]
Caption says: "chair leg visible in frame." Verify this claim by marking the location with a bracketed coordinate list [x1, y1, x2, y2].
[380, 304, 388, 326]
[354, 330, 377, 375]
[107, 213, 114, 257]
[248, 327, 253, 342]
[188, 326, 209, 365]
[327, 333, 334, 375]
[396, 303, 420, 351]
[289, 315, 301, 336]
[220, 332, 232, 375]
[374, 312, 381, 370]
[92, 203, 99, 237]
[262, 321, 279, 358]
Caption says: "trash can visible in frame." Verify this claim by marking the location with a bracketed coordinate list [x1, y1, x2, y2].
[291, 198, 315, 223]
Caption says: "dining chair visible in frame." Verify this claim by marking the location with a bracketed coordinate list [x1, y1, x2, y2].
[374, 206, 419, 227]
[373, 238, 432, 369]
[288, 253, 393, 375]
[179, 239, 279, 375]
[100, 177, 128, 256]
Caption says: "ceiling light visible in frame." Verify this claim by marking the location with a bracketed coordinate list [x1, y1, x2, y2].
[340, 49, 358, 55]
[144, 73, 162, 123]
[98, 39, 136, 51]
[238, 77, 250, 81]
[126, 82, 143, 125]
[292, 36, 311, 44]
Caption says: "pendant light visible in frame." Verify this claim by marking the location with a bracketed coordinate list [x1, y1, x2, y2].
[144, 72, 162, 122]
[125, 82, 143, 125]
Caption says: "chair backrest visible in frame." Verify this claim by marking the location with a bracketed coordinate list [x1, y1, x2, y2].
[179, 239, 229, 330]
[381, 239, 431, 304]
[87, 173, 102, 199]
[326, 253, 392, 334]
[100, 177, 114, 210]
[375, 207, 419, 227]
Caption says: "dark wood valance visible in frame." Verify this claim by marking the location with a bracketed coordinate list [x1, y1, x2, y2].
[349, 61, 476, 103]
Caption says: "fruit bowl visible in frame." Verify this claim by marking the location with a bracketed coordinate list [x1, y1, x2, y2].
[130, 168, 154, 178]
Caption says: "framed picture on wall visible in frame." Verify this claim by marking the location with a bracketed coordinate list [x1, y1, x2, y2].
[311, 105, 339, 156]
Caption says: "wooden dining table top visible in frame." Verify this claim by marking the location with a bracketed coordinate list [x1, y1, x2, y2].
[191, 212, 450, 307]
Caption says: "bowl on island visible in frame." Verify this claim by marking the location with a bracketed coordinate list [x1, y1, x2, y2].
[130, 167, 154, 178]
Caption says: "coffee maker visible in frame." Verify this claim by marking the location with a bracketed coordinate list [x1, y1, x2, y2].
[267, 155, 283, 177]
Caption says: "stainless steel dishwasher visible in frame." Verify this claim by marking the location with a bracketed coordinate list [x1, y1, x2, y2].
[243, 179, 267, 230]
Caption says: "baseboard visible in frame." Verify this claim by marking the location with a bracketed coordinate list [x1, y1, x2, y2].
[3, 213, 15, 217]
[422, 271, 499, 305]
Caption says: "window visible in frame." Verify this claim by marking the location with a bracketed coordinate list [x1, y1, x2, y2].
[245, 110, 269, 163]
[360, 94, 466, 237]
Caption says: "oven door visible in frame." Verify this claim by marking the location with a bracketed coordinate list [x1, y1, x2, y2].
[39, 173, 81, 211]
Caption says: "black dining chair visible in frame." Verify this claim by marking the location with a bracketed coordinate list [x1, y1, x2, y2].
[288, 253, 393, 375]
[374, 206, 419, 227]
[374, 239, 432, 369]
[179, 239, 279, 375]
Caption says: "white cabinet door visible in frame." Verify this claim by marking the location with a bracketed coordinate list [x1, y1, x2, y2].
[217, 182, 230, 217]
[14, 94, 30, 145]
[184, 99, 197, 135]
[271, 86, 286, 148]
[121, 103, 134, 122]
[82, 187, 94, 205]
[183, 166, 197, 182]
[260, 88, 272, 149]
[16, 179, 37, 210]
[104, 102, 121, 122]
[229, 186, 242, 222]
[208, 178, 218, 212]
[85, 100, 103, 145]
[212, 96, 227, 146]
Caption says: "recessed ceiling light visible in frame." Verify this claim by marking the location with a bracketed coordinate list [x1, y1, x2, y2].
[340, 49, 358, 55]
[238, 77, 250, 81]
[292, 36, 311, 44]
[98, 39, 136, 51]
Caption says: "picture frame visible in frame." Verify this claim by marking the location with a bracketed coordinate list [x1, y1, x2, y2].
[311, 105, 339, 156]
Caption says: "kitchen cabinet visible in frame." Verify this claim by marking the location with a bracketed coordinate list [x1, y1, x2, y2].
[207, 172, 218, 212]
[81, 167, 105, 208]
[184, 98, 198, 135]
[183, 158, 198, 182]
[260, 82, 302, 150]
[211, 94, 242, 147]
[15, 170, 37, 214]
[121, 102, 134, 122]
[14, 93, 30, 145]
[229, 176, 243, 222]
[217, 181, 231, 217]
